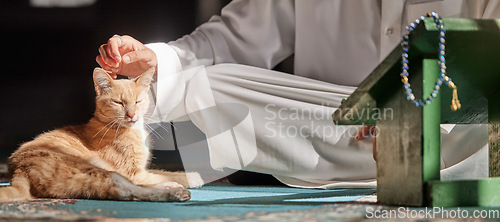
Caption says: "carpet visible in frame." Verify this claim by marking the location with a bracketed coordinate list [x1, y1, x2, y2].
[0, 183, 376, 221]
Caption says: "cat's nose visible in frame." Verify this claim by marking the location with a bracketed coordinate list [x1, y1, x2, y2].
[127, 112, 135, 119]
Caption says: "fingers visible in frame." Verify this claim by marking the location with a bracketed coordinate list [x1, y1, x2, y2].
[95, 35, 155, 78]
[355, 125, 375, 141]
[98, 44, 118, 68]
[353, 125, 377, 160]
[95, 55, 118, 79]
[122, 49, 155, 65]
[108, 36, 124, 63]
[97, 35, 128, 68]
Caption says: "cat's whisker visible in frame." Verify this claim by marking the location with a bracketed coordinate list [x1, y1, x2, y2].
[145, 125, 164, 140]
[144, 120, 171, 133]
[143, 116, 177, 131]
[143, 115, 164, 125]
[144, 124, 165, 140]
[114, 121, 122, 139]
[166, 121, 177, 130]
[99, 119, 119, 145]
[143, 115, 162, 124]
[92, 119, 119, 139]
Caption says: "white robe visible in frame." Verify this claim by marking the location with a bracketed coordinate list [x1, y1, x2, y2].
[145, 0, 499, 188]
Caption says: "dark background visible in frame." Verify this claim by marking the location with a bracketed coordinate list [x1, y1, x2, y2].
[0, 0, 230, 163]
[0, 0, 292, 185]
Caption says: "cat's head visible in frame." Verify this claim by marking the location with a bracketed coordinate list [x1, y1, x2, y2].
[93, 67, 155, 127]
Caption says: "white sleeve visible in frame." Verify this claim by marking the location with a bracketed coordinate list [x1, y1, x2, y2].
[144, 43, 185, 122]
[145, 42, 183, 76]
[168, 0, 296, 70]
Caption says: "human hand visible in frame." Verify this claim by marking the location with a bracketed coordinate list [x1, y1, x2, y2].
[355, 125, 377, 161]
[96, 35, 157, 79]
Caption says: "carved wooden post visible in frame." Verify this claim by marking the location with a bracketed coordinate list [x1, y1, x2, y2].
[376, 58, 441, 206]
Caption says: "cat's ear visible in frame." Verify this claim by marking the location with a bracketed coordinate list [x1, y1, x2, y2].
[93, 68, 114, 96]
[133, 67, 156, 89]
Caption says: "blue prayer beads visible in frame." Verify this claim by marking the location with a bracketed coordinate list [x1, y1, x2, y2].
[400, 12, 461, 111]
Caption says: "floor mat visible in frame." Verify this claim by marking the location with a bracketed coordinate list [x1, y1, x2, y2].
[0, 184, 375, 221]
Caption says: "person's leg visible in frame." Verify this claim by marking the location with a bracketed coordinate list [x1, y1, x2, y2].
[156, 64, 487, 187]
[171, 64, 376, 187]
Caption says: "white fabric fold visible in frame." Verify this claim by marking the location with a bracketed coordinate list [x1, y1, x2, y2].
[145, 43, 184, 122]
[145, 63, 489, 188]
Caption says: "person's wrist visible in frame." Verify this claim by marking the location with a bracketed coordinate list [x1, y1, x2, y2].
[150, 49, 158, 74]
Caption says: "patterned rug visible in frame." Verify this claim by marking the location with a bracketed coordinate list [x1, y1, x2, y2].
[1, 184, 499, 221]
[0, 184, 377, 221]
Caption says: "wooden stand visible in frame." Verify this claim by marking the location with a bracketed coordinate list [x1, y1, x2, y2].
[333, 18, 500, 207]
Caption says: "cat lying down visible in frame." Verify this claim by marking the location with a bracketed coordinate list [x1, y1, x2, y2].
[0, 67, 203, 202]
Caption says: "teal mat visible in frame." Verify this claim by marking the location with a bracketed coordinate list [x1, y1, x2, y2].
[67, 185, 374, 220]
[0, 184, 375, 220]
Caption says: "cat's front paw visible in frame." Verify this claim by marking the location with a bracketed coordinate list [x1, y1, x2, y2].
[169, 188, 191, 202]
[186, 172, 204, 188]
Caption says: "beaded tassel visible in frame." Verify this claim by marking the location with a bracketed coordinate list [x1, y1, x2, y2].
[449, 81, 461, 111]
[401, 12, 461, 111]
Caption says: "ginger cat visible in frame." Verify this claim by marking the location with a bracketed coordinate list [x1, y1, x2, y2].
[0, 67, 203, 202]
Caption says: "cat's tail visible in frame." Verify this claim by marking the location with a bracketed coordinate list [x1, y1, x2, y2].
[0, 174, 32, 202]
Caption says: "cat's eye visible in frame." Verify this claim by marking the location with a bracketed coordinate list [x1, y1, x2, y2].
[136, 100, 143, 104]
[112, 100, 124, 106]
